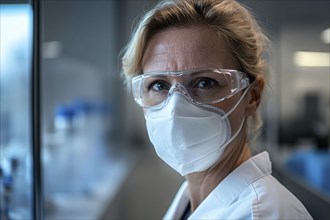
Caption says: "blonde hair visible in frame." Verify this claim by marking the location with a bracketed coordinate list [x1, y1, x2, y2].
[121, 0, 270, 131]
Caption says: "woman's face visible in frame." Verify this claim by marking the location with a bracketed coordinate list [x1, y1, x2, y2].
[142, 25, 255, 134]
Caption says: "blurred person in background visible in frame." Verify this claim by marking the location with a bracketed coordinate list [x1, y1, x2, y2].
[121, 0, 312, 219]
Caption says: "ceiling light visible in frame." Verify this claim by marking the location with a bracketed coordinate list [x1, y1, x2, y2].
[294, 51, 330, 67]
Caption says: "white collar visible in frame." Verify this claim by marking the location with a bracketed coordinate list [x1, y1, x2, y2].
[190, 151, 272, 217]
[214, 151, 272, 206]
[164, 152, 272, 220]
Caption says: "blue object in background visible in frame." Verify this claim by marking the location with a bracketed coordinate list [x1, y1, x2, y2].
[285, 149, 330, 196]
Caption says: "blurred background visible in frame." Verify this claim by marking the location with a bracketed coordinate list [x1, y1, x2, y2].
[0, 0, 329, 219]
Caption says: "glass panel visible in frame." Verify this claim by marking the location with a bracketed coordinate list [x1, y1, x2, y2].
[40, 1, 134, 219]
[0, 4, 33, 220]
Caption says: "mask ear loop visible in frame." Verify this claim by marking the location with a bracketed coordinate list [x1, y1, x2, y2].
[221, 83, 252, 119]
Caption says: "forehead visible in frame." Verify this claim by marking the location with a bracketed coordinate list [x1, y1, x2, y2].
[142, 25, 238, 73]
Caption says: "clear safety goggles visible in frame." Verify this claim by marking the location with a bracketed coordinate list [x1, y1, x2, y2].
[132, 68, 251, 109]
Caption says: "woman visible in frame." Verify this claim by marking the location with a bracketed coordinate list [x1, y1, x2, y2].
[121, 0, 312, 219]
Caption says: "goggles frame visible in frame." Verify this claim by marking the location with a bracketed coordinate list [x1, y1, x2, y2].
[132, 68, 251, 109]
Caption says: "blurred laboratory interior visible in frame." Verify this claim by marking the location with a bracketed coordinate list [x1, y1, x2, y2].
[0, 0, 329, 219]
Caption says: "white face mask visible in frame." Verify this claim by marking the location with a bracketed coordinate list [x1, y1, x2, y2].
[145, 89, 248, 176]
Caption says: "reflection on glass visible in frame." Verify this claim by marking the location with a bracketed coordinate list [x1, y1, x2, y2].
[0, 4, 33, 220]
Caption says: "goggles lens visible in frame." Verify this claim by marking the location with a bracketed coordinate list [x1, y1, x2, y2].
[132, 69, 250, 109]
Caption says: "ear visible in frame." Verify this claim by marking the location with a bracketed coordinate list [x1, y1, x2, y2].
[245, 75, 265, 116]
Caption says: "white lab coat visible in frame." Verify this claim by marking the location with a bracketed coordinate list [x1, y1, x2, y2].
[163, 152, 313, 220]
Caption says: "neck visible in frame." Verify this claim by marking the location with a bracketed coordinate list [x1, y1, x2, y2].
[185, 133, 251, 211]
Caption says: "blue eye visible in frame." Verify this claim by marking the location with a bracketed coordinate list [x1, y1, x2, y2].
[149, 81, 170, 91]
[196, 78, 217, 89]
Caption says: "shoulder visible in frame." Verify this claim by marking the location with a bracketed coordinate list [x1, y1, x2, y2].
[186, 152, 313, 220]
[210, 152, 314, 220]
[230, 174, 313, 219]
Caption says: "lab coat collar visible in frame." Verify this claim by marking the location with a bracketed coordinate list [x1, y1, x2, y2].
[163, 181, 189, 220]
[163, 151, 272, 219]
[213, 151, 272, 207]
[190, 151, 272, 219]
